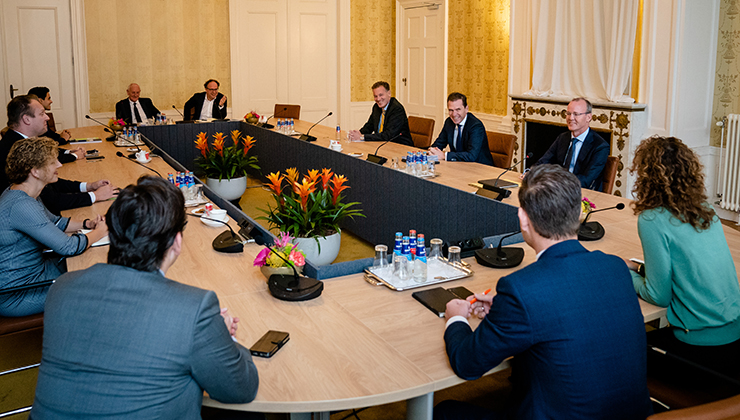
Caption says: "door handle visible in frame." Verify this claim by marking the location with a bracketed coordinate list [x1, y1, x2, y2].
[9, 84, 19, 98]
[402, 78, 407, 86]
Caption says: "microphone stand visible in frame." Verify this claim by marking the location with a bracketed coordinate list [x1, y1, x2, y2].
[186, 213, 246, 253]
[474, 231, 525, 268]
[299, 112, 333, 142]
[477, 153, 534, 201]
[115, 151, 163, 177]
[86, 114, 119, 142]
[171, 105, 186, 119]
[366, 133, 402, 165]
[578, 203, 626, 241]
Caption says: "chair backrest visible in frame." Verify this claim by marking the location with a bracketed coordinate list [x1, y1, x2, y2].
[46, 112, 56, 132]
[407, 116, 435, 149]
[486, 131, 516, 169]
[601, 156, 619, 194]
[275, 104, 301, 120]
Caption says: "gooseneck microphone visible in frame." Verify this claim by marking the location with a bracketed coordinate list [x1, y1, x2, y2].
[86, 114, 118, 141]
[299, 112, 333, 142]
[116, 151, 162, 177]
[366, 133, 402, 165]
[477, 153, 534, 201]
[491, 152, 534, 188]
[578, 202, 626, 241]
[263, 243, 323, 301]
[186, 213, 245, 253]
[104, 128, 140, 158]
[172, 105, 185, 118]
[258, 106, 287, 129]
[474, 230, 525, 268]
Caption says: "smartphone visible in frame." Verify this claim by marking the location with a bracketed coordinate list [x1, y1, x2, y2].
[87, 156, 105, 160]
[250, 330, 289, 358]
[448, 286, 474, 300]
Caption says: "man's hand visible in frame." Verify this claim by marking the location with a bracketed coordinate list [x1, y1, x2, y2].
[468, 292, 493, 319]
[92, 184, 118, 201]
[71, 147, 86, 160]
[348, 130, 363, 142]
[221, 308, 239, 337]
[219, 95, 227, 107]
[87, 179, 110, 191]
[622, 257, 639, 272]
[61, 129, 72, 141]
[445, 298, 472, 321]
[429, 147, 445, 161]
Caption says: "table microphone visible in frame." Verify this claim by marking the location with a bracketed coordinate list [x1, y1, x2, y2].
[115, 151, 163, 177]
[299, 112, 332, 142]
[186, 213, 245, 253]
[85, 114, 118, 141]
[171, 105, 185, 118]
[474, 231, 524, 268]
[263, 244, 323, 301]
[477, 153, 533, 201]
[578, 202, 626, 241]
[258, 106, 287, 129]
[366, 133, 402, 165]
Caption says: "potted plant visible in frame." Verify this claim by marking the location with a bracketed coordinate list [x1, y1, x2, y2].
[258, 168, 365, 265]
[244, 111, 260, 125]
[194, 130, 259, 200]
[108, 118, 125, 132]
[253, 232, 306, 279]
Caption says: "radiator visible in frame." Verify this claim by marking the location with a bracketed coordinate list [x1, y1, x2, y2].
[719, 114, 740, 211]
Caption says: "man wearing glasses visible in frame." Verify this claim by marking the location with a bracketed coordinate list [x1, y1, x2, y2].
[535, 97, 609, 190]
[184, 79, 228, 120]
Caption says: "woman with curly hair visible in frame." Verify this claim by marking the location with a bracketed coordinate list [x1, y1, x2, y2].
[624, 136, 740, 373]
[0, 137, 107, 317]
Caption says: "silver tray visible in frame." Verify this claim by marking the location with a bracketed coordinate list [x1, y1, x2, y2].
[364, 259, 473, 291]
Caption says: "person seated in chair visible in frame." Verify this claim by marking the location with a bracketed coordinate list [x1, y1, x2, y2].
[428, 92, 493, 166]
[184, 79, 228, 120]
[115, 83, 161, 125]
[347, 81, 412, 146]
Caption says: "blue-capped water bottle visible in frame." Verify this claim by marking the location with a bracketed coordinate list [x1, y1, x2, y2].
[167, 173, 175, 184]
[396, 236, 411, 280]
[414, 234, 428, 283]
[409, 230, 417, 257]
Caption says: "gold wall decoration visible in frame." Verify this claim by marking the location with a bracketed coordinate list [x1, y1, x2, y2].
[711, 0, 740, 147]
[447, 0, 509, 116]
[350, 0, 396, 102]
[85, 0, 231, 114]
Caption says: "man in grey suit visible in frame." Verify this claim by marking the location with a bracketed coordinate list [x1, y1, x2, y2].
[31, 176, 259, 419]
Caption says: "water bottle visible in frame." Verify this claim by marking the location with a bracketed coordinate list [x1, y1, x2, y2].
[415, 151, 423, 175]
[277, 119, 283, 133]
[409, 230, 417, 257]
[289, 118, 294, 133]
[336, 125, 341, 142]
[397, 236, 411, 279]
[414, 235, 428, 283]
[393, 232, 403, 257]
[167, 173, 175, 184]
[133, 126, 140, 144]
[406, 152, 415, 174]
[187, 172, 195, 188]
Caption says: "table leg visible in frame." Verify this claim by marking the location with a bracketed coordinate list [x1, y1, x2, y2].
[407, 392, 434, 420]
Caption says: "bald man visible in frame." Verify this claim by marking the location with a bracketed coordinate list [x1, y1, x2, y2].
[115, 83, 160, 125]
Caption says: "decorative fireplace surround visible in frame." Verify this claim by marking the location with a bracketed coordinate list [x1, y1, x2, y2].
[509, 95, 647, 197]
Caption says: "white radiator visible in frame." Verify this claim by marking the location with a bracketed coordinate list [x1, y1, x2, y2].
[719, 114, 740, 211]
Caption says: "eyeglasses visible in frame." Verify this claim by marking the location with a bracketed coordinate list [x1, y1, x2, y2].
[565, 111, 590, 117]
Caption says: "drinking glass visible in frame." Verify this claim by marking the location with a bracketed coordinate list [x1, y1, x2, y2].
[447, 246, 462, 267]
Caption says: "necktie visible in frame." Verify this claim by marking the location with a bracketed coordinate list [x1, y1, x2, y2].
[564, 137, 578, 172]
[133, 103, 142, 123]
[379, 109, 386, 133]
[454, 124, 462, 151]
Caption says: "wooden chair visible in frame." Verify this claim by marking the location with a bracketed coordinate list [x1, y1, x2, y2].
[46, 112, 57, 132]
[274, 104, 301, 120]
[647, 394, 740, 419]
[601, 156, 619, 194]
[407, 116, 435, 149]
[486, 131, 516, 169]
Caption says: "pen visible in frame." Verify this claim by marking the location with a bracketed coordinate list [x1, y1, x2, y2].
[469, 288, 491, 305]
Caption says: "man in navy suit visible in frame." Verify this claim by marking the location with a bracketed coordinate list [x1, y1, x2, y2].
[115, 83, 161, 125]
[535, 97, 609, 189]
[184, 79, 228, 120]
[429, 92, 493, 166]
[348, 81, 413, 146]
[31, 176, 259, 419]
[435, 164, 652, 420]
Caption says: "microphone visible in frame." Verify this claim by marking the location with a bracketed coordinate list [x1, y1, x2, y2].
[578, 202, 626, 241]
[86, 114, 119, 142]
[366, 133, 402, 165]
[298, 112, 332, 142]
[263, 243, 323, 301]
[474, 231, 525, 269]
[116, 151, 163, 177]
[171, 105, 185, 118]
[477, 153, 534, 201]
[186, 213, 245, 253]
[258, 106, 287, 129]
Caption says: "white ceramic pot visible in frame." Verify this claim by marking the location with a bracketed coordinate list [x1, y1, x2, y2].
[292, 232, 341, 266]
[206, 176, 247, 201]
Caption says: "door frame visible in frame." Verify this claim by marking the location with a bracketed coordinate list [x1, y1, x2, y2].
[395, 0, 447, 126]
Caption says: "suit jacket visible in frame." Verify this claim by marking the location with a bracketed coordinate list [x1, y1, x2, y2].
[359, 97, 413, 146]
[184, 92, 227, 120]
[0, 130, 89, 210]
[115, 97, 161, 125]
[31, 263, 259, 419]
[444, 240, 652, 420]
[430, 113, 493, 165]
[537, 129, 609, 189]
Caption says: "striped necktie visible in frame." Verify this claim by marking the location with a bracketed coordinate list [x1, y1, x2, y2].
[379, 109, 386, 133]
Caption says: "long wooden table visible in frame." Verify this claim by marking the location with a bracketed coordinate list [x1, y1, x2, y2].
[60, 123, 740, 419]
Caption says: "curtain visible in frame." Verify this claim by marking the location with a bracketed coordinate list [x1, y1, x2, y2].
[527, 0, 639, 103]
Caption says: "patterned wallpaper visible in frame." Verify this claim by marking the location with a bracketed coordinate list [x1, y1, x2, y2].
[350, 0, 396, 102]
[85, 0, 231, 114]
[711, 0, 740, 148]
[447, 0, 509, 116]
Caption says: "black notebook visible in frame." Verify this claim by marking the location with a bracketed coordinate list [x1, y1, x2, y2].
[412, 286, 473, 318]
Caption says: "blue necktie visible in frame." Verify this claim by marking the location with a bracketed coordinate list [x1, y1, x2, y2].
[454, 124, 462, 151]
[564, 137, 578, 172]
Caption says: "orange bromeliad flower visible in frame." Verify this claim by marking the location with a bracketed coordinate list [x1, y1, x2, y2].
[213, 133, 226, 157]
[306, 169, 320, 185]
[195, 132, 209, 157]
[296, 178, 317, 211]
[230, 130, 241, 143]
[320, 168, 333, 190]
[285, 167, 299, 183]
[242, 135, 256, 155]
[329, 174, 349, 205]
[265, 172, 284, 195]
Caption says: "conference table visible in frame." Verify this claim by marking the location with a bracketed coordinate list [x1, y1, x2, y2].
[59, 122, 740, 420]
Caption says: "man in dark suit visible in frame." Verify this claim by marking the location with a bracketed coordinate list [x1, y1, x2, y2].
[184, 79, 228, 120]
[429, 92, 493, 165]
[31, 176, 260, 419]
[435, 164, 652, 420]
[26, 87, 84, 162]
[535, 97, 609, 189]
[348, 81, 413, 146]
[2, 95, 117, 213]
[115, 83, 161, 125]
